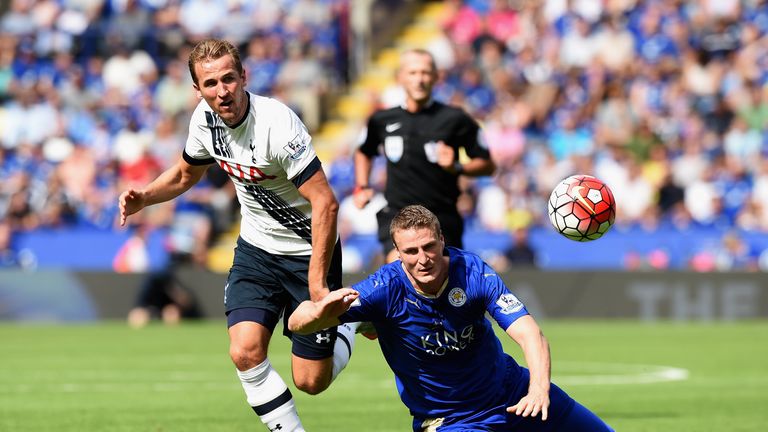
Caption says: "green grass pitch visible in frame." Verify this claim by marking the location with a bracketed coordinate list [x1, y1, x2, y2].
[1, 320, 766, 431]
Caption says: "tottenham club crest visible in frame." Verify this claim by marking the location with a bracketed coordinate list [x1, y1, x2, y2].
[448, 287, 467, 307]
[496, 293, 524, 315]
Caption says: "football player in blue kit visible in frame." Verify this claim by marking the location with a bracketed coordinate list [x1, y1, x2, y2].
[289, 205, 613, 431]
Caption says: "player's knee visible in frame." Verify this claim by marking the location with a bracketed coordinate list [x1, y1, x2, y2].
[293, 374, 331, 395]
[229, 343, 267, 371]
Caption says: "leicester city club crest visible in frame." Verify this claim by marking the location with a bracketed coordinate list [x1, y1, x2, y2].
[448, 287, 466, 307]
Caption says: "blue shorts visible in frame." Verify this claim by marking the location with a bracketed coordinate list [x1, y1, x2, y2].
[412, 367, 613, 432]
[224, 237, 343, 360]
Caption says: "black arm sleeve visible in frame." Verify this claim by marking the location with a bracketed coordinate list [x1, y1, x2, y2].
[455, 113, 490, 159]
[183, 150, 215, 166]
[358, 113, 383, 157]
[291, 156, 322, 189]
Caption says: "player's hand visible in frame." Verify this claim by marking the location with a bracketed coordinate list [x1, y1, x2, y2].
[352, 186, 374, 209]
[507, 388, 550, 421]
[435, 141, 456, 171]
[118, 189, 147, 226]
[316, 288, 359, 318]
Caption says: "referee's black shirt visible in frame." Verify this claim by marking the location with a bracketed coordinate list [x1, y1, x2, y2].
[359, 101, 490, 215]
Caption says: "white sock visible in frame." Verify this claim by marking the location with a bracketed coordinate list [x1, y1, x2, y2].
[331, 323, 357, 381]
[237, 359, 305, 432]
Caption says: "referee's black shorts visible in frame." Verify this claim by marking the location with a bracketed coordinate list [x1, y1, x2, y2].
[377, 206, 464, 254]
[225, 237, 343, 360]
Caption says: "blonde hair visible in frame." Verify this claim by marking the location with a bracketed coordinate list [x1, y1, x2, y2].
[390, 205, 442, 245]
[188, 38, 243, 85]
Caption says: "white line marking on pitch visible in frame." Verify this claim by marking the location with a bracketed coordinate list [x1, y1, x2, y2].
[554, 362, 689, 385]
[1, 362, 689, 393]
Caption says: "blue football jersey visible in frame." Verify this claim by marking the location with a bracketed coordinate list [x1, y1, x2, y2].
[339, 247, 530, 419]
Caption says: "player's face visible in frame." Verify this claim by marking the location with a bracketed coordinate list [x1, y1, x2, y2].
[394, 227, 447, 292]
[398, 53, 437, 107]
[193, 55, 248, 126]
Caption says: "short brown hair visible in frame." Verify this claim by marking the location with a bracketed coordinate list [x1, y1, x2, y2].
[188, 38, 243, 85]
[390, 205, 442, 245]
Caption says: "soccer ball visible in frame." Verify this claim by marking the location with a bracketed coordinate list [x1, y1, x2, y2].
[547, 175, 616, 242]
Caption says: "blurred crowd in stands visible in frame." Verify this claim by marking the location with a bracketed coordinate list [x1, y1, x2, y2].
[331, 0, 768, 272]
[3, 0, 768, 272]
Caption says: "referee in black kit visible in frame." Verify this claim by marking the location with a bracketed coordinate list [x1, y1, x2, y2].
[354, 48, 496, 262]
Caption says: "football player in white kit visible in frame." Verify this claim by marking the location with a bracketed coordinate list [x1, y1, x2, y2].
[118, 39, 357, 432]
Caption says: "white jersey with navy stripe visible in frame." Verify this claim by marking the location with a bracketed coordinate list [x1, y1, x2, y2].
[184, 92, 318, 256]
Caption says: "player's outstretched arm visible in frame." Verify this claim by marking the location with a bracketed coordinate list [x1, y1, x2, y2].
[119, 158, 209, 226]
[505, 315, 551, 421]
[297, 168, 339, 301]
[288, 288, 359, 334]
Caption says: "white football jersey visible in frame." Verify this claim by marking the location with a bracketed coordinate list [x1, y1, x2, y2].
[184, 93, 319, 255]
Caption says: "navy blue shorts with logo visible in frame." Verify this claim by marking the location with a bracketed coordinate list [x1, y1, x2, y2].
[225, 237, 343, 360]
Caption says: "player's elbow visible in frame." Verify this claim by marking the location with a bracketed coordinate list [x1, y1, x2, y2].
[326, 195, 339, 217]
[314, 191, 339, 220]
[287, 309, 317, 335]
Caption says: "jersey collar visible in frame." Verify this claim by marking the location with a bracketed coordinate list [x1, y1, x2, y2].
[411, 276, 448, 299]
[401, 98, 435, 112]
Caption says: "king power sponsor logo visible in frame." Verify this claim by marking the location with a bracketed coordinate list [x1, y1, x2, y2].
[420, 324, 475, 356]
